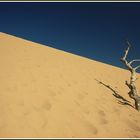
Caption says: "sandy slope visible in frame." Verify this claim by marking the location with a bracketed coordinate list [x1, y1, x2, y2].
[0, 32, 140, 138]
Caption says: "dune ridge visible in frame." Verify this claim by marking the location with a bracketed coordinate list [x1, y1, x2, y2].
[0, 32, 140, 138]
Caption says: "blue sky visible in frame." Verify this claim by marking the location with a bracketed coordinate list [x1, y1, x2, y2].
[0, 2, 140, 72]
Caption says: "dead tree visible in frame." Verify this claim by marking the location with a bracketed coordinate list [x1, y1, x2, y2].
[120, 41, 140, 111]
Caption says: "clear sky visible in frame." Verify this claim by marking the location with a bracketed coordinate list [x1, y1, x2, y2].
[0, 2, 140, 72]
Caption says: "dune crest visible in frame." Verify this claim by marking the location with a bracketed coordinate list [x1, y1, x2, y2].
[0, 32, 140, 138]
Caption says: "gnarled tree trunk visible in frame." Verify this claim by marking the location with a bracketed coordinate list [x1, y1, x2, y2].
[126, 70, 140, 111]
[121, 41, 140, 111]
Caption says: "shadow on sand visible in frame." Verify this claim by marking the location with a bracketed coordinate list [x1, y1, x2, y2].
[95, 79, 134, 109]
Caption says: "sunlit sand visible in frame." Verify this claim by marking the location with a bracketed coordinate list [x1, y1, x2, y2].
[0, 32, 140, 138]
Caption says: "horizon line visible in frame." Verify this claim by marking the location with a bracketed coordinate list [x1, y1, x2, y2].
[1, 31, 139, 74]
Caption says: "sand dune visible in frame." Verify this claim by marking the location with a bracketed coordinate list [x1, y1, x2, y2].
[0, 32, 140, 138]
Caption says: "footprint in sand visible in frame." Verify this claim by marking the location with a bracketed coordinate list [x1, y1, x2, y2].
[42, 101, 52, 111]
[23, 111, 31, 116]
[78, 94, 85, 100]
[98, 110, 108, 125]
[36, 65, 40, 68]
[33, 101, 52, 112]
[82, 120, 98, 135]
[98, 110, 105, 116]
[113, 107, 121, 115]
[100, 118, 108, 124]
[86, 123, 98, 134]
[84, 92, 88, 95]
[84, 109, 90, 115]
[78, 92, 89, 100]
[67, 83, 71, 87]
[49, 91, 56, 97]
[31, 77, 36, 82]
[6, 86, 17, 92]
[125, 120, 140, 131]
[41, 120, 48, 129]
[22, 83, 28, 87]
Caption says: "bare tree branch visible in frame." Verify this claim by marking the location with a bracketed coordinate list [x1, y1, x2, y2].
[126, 40, 132, 48]
[121, 42, 130, 61]
[120, 41, 133, 71]
[134, 65, 140, 71]
[128, 59, 140, 65]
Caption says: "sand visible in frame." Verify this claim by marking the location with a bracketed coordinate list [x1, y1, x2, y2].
[0, 32, 140, 138]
